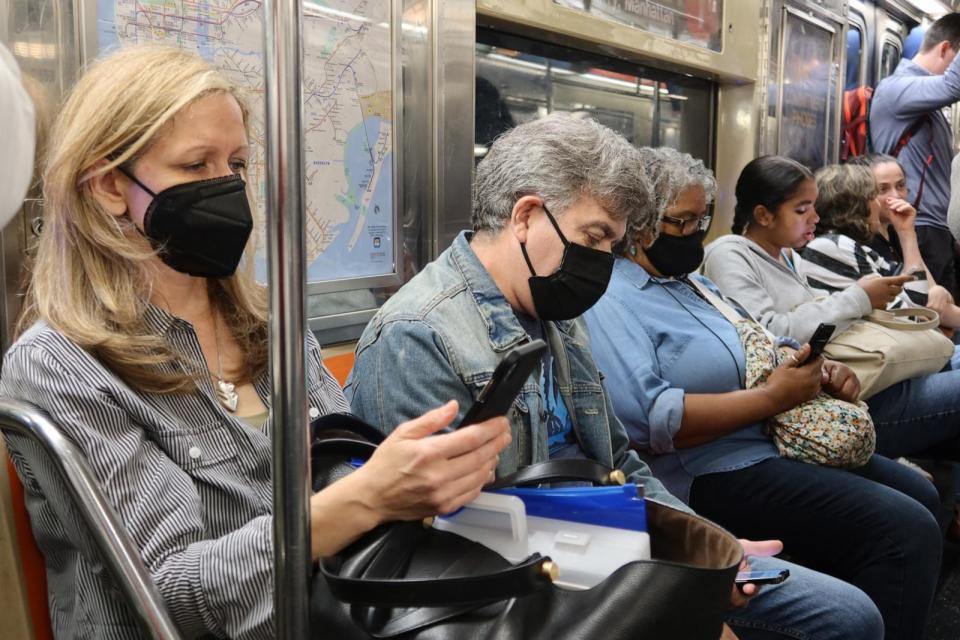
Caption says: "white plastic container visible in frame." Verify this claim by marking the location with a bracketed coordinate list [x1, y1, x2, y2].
[433, 487, 650, 590]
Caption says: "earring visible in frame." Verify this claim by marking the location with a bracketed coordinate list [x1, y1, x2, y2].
[628, 244, 638, 257]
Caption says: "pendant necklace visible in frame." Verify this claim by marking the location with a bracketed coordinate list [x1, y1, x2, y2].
[211, 313, 239, 412]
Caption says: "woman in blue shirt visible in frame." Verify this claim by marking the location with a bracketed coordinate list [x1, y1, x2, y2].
[584, 147, 941, 640]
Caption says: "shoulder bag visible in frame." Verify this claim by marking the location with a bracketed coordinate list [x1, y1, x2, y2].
[308, 413, 743, 639]
[688, 278, 875, 468]
[822, 307, 954, 400]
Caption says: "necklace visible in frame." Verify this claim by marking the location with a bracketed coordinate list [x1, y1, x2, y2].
[211, 313, 239, 413]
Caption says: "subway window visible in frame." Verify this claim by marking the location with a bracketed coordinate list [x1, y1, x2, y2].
[845, 25, 863, 91]
[879, 39, 902, 81]
[475, 27, 714, 164]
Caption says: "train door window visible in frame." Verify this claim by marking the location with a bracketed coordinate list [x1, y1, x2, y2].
[777, 8, 836, 170]
[845, 24, 864, 91]
[879, 37, 902, 80]
[475, 27, 714, 164]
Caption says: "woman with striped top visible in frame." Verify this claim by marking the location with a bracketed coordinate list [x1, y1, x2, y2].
[800, 163, 960, 324]
[703, 156, 960, 479]
[0, 46, 510, 639]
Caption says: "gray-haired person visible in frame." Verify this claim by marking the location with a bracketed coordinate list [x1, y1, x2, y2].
[347, 117, 883, 639]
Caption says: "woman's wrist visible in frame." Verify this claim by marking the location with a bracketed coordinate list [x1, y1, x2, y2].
[310, 470, 383, 560]
[753, 381, 789, 417]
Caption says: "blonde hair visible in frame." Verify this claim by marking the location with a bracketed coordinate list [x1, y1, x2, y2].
[814, 163, 879, 244]
[19, 45, 268, 394]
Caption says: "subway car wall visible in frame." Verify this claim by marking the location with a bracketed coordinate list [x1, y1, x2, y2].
[9, 0, 955, 352]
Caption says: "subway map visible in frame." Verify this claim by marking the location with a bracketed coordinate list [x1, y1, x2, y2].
[97, 0, 395, 282]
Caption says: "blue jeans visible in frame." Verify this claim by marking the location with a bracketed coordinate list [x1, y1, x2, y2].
[867, 346, 960, 459]
[690, 455, 941, 640]
[729, 556, 882, 640]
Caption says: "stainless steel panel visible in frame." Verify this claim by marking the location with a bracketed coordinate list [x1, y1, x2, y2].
[432, 0, 476, 254]
[0, 0, 82, 353]
[711, 83, 758, 240]
[477, 0, 764, 82]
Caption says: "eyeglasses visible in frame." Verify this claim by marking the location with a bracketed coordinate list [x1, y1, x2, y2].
[659, 214, 712, 235]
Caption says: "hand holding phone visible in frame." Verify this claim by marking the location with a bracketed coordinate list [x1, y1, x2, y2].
[906, 268, 926, 280]
[735, 569, 790, 587]
[806, 323, 836, 360]
[458, 340, 547, 428]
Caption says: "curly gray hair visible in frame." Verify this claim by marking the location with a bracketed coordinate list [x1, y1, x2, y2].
[471, 113, 652, 234]
[614, 146, 718, 255]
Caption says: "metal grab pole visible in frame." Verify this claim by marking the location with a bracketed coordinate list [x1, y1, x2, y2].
[262, 1, 312, 638]
[0, 399, 181, 640]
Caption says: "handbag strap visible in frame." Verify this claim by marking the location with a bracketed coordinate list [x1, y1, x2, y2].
[312, 436, 378, 460]
[313, 436, 624, 489]
[486, 457, 625, 489]
[867, 306, 941, 330]
[320, 546, 553, 607]
[685, 276, 778, 342]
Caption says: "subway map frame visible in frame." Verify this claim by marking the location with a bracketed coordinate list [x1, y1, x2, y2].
[91, 0, 400, 289]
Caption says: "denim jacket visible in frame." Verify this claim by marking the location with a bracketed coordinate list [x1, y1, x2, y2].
[346, 231, 688, 511]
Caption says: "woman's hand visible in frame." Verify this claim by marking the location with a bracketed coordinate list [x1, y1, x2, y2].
[926, 284, 955, 315]
[310, 400, 511, 559]
[857, 274, 914, 309]
[885, 197, 917, 234]
[762, 344, 822, 413]
[821, 360, 860, 402]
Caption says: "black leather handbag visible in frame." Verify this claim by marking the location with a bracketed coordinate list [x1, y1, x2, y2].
[309, 414, 742, 639]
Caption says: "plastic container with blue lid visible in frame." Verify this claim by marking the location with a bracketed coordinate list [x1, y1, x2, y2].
[434, 484, 650, 589]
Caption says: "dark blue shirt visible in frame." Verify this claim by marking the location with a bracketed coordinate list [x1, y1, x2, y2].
[515, 312, 586, 460]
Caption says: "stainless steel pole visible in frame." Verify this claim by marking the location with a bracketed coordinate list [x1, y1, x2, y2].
[0, 399, 181, 640]
[262, 1, 312, 638]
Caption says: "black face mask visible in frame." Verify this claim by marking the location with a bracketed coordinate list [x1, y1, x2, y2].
[119, 168, 253, 277]
[644, 231, 706, 277]
[519, 205, 615, 321]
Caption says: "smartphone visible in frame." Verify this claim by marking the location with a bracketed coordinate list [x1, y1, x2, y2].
[458, 340, 547, 428]
[906, 267, 927, 280]
[735, 569, 790, 586]
[806, 323, 836, 359]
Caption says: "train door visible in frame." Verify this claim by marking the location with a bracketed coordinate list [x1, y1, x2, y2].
[762, 0, 847, 170]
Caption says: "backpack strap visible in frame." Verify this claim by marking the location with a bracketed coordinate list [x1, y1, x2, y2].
[890, 114, 934, 210]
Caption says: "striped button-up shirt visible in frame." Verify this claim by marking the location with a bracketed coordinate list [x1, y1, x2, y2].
[0, 305, 349, 639]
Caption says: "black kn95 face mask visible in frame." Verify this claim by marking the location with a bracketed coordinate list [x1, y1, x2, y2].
[119, 167, 253, 278]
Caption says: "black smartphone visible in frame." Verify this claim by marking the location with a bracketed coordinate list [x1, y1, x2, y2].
[735, 569, 790, 586]
[458, 340, 547, 428]
[806, 323, 836, 359]
[906, 268, 927, 280]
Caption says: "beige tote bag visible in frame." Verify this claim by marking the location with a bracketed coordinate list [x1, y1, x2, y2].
[822, 307, 954, 400]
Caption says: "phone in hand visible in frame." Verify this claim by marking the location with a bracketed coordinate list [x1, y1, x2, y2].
[806, 323, 836, 359]
[735, 569, 790, 586]
[458, 340, 547, 428]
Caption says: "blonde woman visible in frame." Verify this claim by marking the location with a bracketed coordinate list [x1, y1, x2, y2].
[0, 46, 509, 639]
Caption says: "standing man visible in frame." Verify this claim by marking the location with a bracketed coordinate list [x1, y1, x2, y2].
[870, 13, 960, 295]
